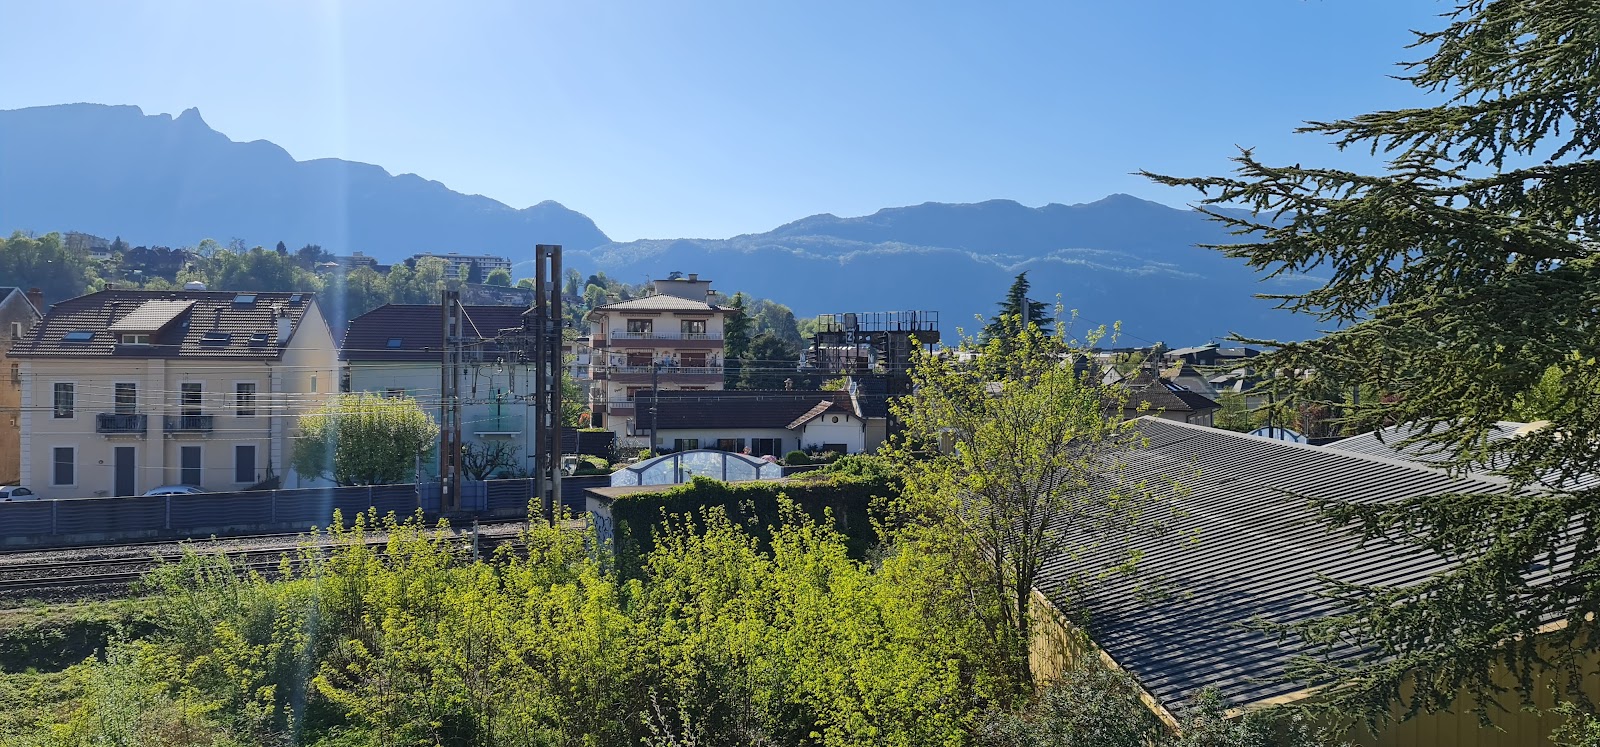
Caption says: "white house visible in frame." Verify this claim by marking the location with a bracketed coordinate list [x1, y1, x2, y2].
[641, 389, 885, 457]
[11, 290, 338, 499]
[341, 304, 534, 478]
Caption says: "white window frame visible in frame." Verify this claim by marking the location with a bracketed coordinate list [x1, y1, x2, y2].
[9, 321, 21, 339]
[50, 445, 76, 487]
[120, 333, 151, 345]
[52, 381, 75, 419]
[179, 382, 204, 415]
[234, 381, 258, 417]
[113, 382, 138, 415]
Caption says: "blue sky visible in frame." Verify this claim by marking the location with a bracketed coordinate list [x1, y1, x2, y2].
[2, 1, 1445, 242]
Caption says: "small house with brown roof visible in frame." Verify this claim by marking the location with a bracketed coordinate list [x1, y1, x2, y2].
[10, 290, 337, 498]
[638, 389, 882, 457]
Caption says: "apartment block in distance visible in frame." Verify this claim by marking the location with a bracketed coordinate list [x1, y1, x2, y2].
[586, 273, 735, 448]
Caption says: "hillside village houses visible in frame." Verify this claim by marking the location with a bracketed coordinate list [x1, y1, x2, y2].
[11, 289, 338, 499]
[0, 288, 45, 485]
[585, 273, 735, 449]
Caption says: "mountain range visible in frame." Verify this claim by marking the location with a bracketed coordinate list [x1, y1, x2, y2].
[0, 103, 1323, 343]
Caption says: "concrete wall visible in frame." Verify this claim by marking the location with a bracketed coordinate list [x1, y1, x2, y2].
[798, 412, 866, 453]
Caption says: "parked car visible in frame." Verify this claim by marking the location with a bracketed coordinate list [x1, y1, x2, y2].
[0, 486, 38, 501]
[142, 485, 207, 496]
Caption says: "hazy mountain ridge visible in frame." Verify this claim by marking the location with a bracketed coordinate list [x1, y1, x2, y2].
[0, 102, 1320, 343]
[574, 197, 1319, 343]
[0, 103, 610, 253]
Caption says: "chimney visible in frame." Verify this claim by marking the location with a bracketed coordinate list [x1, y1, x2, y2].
[24, 288, 43, 312]
[687, 273, 698, 282]
[276, 307, 293, 343]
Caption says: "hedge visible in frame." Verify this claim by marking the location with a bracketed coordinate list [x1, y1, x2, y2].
[605, 472, 896, 579]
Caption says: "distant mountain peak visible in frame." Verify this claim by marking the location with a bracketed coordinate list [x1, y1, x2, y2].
[0, 102, 610, 254]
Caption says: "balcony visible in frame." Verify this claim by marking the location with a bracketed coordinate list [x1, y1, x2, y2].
[594, 331, 724, 348]
[473, 413, 523, 437]
[164, 414, 215, 434]
[96, 413, 148, 435]
[591, 365, 724, 384]
[593, 399, 637, 415]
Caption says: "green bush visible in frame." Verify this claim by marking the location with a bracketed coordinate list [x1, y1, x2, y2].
[604, 473, 896, 579]
[783, 450, 811, 466]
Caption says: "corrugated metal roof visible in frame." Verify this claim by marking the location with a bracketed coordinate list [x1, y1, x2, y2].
[1324, 421, 1526, 465]
[1327, 421, 1599, 493]
[1037, 418, 1511, 711]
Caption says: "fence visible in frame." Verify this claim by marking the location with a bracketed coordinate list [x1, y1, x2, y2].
[0, 475, 614, 550]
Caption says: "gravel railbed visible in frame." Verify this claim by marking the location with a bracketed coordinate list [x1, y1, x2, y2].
[0, 519, 544, 606]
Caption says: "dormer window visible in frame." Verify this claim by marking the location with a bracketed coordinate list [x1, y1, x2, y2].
[120, 333, 150, 345]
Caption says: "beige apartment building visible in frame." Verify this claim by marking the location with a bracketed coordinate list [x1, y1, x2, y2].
[11, 290, 337, 499]
[586, 274, 736, 449]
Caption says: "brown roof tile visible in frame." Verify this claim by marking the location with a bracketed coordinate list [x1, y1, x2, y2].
[11, 290, 318, 360]
[342, 304, 529, 361]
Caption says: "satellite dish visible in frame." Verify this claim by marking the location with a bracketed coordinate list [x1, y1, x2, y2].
[1249, 426, 1307, 443]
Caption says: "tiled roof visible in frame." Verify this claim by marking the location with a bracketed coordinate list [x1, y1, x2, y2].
[588, 294, 727, 315]
[342, 304, 528, 362]
[1120, 370, 1220, 413]
[107, 299, 194, 332]
[647, 390, 856, 430]
[10, 290, 318, 360]
[1038, 418, 1514, 712]
[786, 399, 841, 429]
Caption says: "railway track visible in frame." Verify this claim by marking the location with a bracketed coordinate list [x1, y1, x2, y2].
[0, 523, 536, 598]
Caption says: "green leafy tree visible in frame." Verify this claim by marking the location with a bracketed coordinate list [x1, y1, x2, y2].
[890, 317, 1171, 686]
[212, 246, 321, 292]
[0, 231, 93, 303]
[982, 272, 1049, 342]
[291, 393, 439, 485]
[1145, 0, 1600, 724]
[734, 331, 801, 390]
[484, 267, 513, 287]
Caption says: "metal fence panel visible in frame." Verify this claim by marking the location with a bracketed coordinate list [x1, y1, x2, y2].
[55, 496, 166, 535]
[170, 492, 273, 527]
[0, 501, 53, 535]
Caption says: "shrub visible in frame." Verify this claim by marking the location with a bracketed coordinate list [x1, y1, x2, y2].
[783, 450, 811, 466]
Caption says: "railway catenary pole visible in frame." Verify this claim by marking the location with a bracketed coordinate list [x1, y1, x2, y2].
[524, 244, 563, 525]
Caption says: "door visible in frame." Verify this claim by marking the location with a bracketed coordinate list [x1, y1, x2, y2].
[113, 446, 136, 497]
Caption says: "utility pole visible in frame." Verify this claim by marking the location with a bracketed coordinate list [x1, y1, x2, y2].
[440, 288, 465, 513]
[525, 244, 563, 525]
[649, 360, 661, 455]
